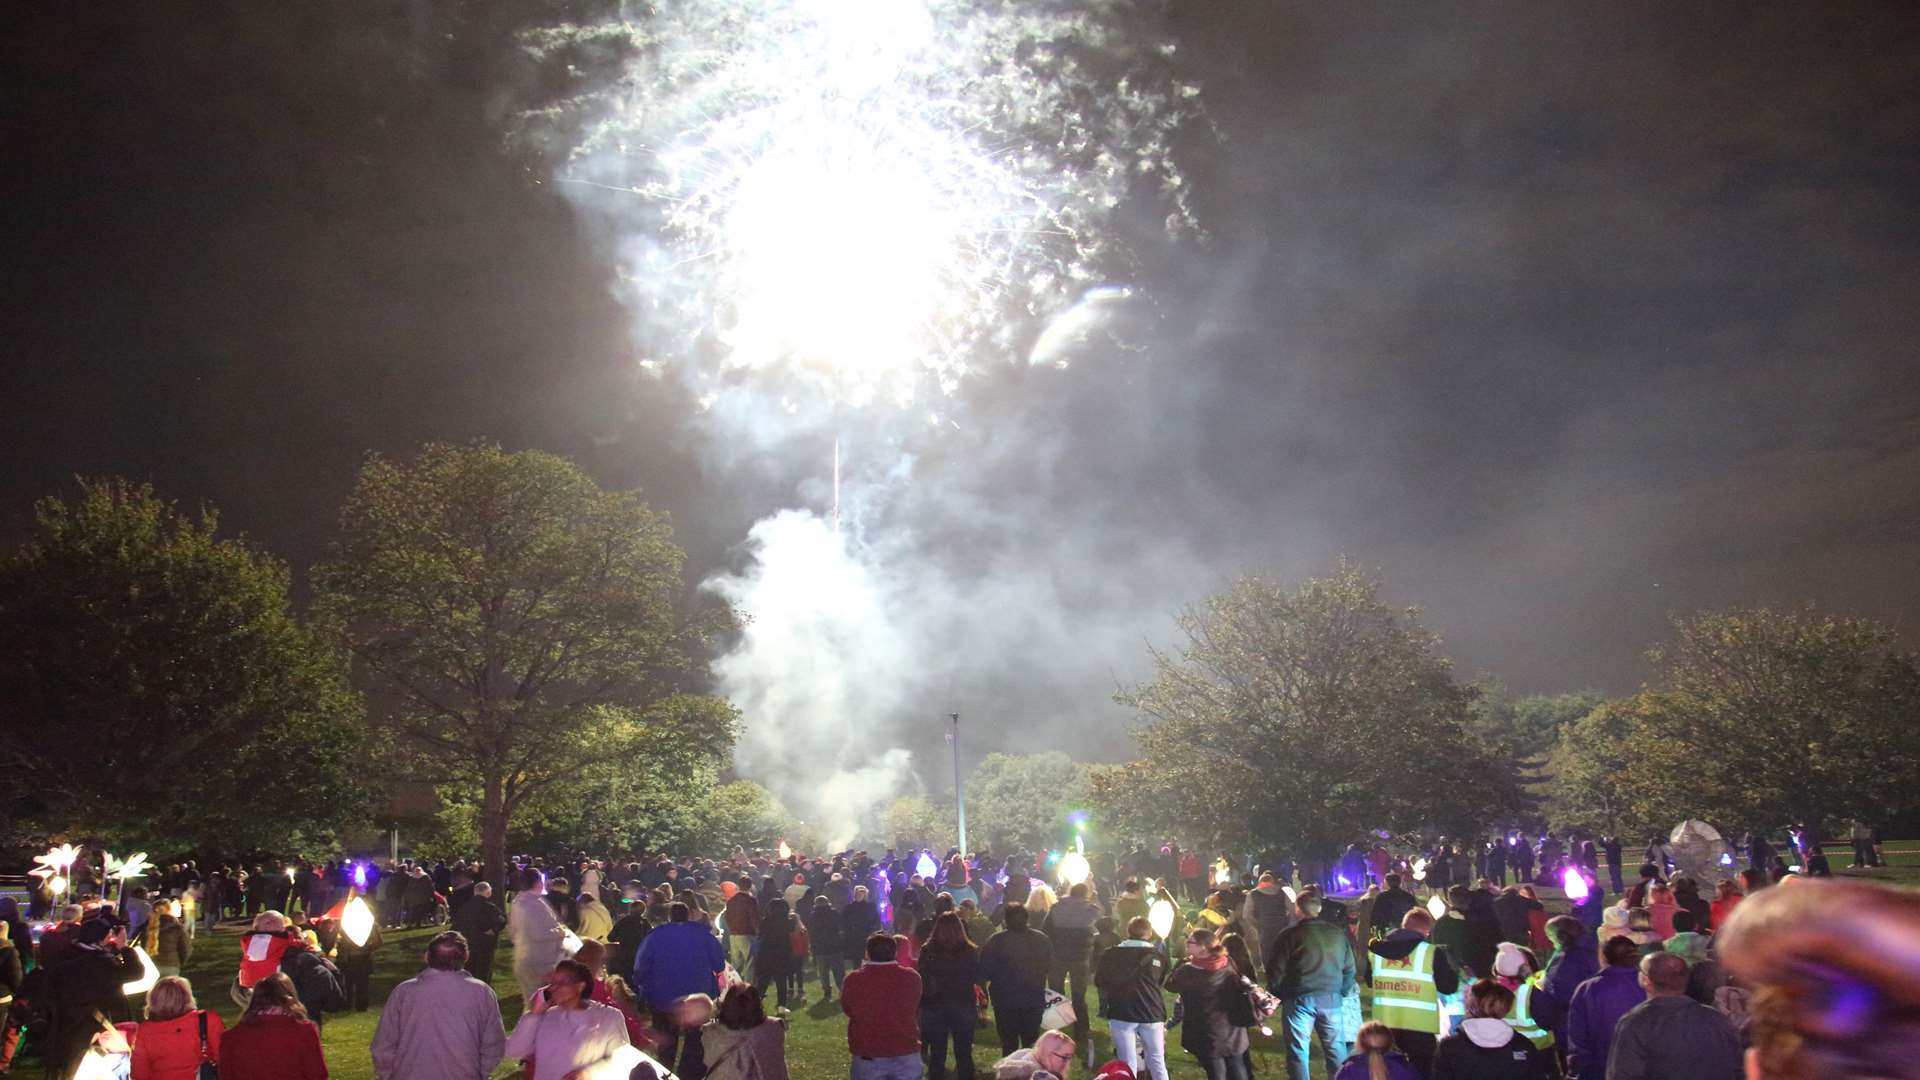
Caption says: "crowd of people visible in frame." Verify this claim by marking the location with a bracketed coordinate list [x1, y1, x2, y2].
[1, 828, 1914, 1080]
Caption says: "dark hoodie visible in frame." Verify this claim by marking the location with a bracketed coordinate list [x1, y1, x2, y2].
[1367, 928, 1460, 996]
[1093, 940, 1167, 1023]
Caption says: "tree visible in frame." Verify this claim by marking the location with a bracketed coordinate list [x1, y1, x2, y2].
[0, 479, 367, 854]
[1096, 560, 1514, 858]
[885, 795, 958, 852]
[964, 751, 1092, 853]
[1468, 683, 1607, 827]
[314, 443, 735, 886]
[682, 780, 794, 857]
[1545, 693, 1673, 837]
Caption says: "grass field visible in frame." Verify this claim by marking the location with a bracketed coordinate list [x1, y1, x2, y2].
[23, 857, 1916, 1080]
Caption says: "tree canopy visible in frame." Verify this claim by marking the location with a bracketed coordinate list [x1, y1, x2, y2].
[313, 442, 736, 885]
[1551, 606, 1920, 836]
[1092, 560, 1517, 856]
[0, 479, 367, 854]
[964, 751, 1092, 853]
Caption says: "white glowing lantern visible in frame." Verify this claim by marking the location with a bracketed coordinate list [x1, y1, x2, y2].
[1147, 898, 1175, 940]
[1427, 895, 1447, 919]
[777, 840, 793, 861]
[123, 946, 160, 996]
[915, 851, 939, 880]
[1057, 852, 1091, 888]
[1282, 886, 1297, 903]
[561, 929, 583, 957]
[1561, 866, 1591, 904]
[1411, 857, 1428, 883]
[30, 843, 81, 898]
[1212, 861, 1232, 887]
[341, 897, 376, 948]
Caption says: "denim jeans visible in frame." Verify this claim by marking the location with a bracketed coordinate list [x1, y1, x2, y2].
[1108, 1019, 1169, 1080]
[994, 1001, 1044, 1054]
[850, 1053, 926, 1080]
[1048, 957, 1092, 1045]
[1281, 992, 1350, 1080]
[922, 1002, 977, 1079]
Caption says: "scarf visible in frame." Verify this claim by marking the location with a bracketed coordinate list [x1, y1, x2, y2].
[1188, 953, 1230, 971]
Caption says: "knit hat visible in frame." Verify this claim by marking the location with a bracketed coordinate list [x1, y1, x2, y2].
[1602, 905, 1630, 930]
[1494, 941, 1532, 977]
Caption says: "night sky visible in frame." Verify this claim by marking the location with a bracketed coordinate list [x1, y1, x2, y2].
[7, 3, 1918, 763]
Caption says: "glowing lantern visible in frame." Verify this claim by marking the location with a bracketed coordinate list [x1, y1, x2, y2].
[123, 946, 160, 996]
[1282, 886, 1297, 903]
[1411, 858, 1428, 883]
[49, 875, 69, 897]
[30, 844, 81, 899]
[1057, 852, 1091, 888]
[721, 880, 739, 899]
[353, 862, 369, 890]
[1212, 861, 1231, 887]
[1427, 895, 1447, 919]
[1719, 853, 1734, 867]
[1147, 898, 1175, 940]
[915, 851, 939, 880]
[341, 897, 376, 948]
[1561, 866, 1591, 904]
[777, 840, 793, 861]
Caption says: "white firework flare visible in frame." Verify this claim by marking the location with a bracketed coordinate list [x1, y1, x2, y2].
[525, 0, 1202, 409]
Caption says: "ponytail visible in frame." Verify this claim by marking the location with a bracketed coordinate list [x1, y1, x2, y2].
[1355, 1020, 1396, 1080]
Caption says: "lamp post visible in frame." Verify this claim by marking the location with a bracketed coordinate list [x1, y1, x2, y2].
[951, 712, 967, 855]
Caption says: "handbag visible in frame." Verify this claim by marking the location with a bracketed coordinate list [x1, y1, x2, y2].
[1040, 988, 1076, 1031]
[197, 1009, 219, 1080]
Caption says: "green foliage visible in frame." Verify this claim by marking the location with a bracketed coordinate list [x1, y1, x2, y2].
[1545, 693, 1671, 837]
[0, 478, 368, 854]
[885, 795, 958, 852]
[963, 751, 1091, 853]
[1467, 683, 1606, 827]
[313, 443, 736, 883]
[1097, 559, 1516, 856]
[1553, 607, 1920, 837]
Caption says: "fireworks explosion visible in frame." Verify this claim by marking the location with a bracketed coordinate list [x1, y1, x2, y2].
[525, 0, 1202, 410]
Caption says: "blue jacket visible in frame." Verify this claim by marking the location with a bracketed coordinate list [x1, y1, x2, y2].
[1541, 937, 1601, 1045]
[631, 920, 726, 1009]
[1566, 965, 1647, 1080]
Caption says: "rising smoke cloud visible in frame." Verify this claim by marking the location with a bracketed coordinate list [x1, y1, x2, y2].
[521, 0, 1210, 846]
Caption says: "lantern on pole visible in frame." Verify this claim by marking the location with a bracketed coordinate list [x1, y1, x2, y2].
[1147, 898, 1175, 941]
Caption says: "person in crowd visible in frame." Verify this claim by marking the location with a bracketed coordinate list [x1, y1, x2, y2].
[1606, 952, 1742, 1080]
[1537, 915, 1597, 1052]
[403, 866, 440, 930]
[1489, 943, 1557, 1051]
[753, 898, 797, 1011]
[511, 869, 571, 998]
[0, 919, 21, 1076]
[370, 931, 506, 1080]
[841, 932, 923, 1080]
[279, 931, 349, 1030]
[610, 883, 654, 982]
[1095, 916, 1169, 1080]
[919, 911, 982, 1080]
[130, 976, 224, 1080]
[1333, 1021, 1423, 1080]
[1491, 886, 1534, 947]
[450, 880, 507, 986]
[1708, 879, 1743, 931]
[1663, 910, 1710, 963]
[989, 1029, 1075, 1080]
[1670, 876, 1711, 931]
[1367, 874, 1416, 938]
[577, 887, 615, 942]
[1643, 884, 1680, 940]
[1625, 908, 1663, 956]
[632, 901, 727, 1077]
[1430, 979, 1552, 1080]
[1718, 877, 1920, 1079]
[723, 882, 761, 975]
[143, 900, 190, 979]
[543, 877, 583, 933]
[703, 982, 789, 1080]
[220, 972, 327, 1080]
[235, 910, 308, 1004]
[1623, 864, 1663, 909]
[979, 903, 1054, 1056]
[809, 896, 847, 1001]
[1040, 882, 1100, 1054]
[1265, 890, 1355, 1080]
[1366, 907, 1459, 1077]
[1167, 928, 1250, 1080]
[1564, 936, 1647, 1080]
[502, 960, 636, 1080]
[841, 886, 882, 976]
[44, 919, 145, 1077]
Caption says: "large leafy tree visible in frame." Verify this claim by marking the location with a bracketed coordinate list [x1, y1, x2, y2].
[1094, 560, 1513, 857]
[964, 751, 1092, 853]
[314, 443, 735, 886]
[1545, 692, 1676, 837]
[1468, 683, 1607, 828]
[1564, 607, 1920, 836]
[0, 479, 367, 854]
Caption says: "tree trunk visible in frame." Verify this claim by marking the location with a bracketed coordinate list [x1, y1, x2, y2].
[482, 776, 510, 892]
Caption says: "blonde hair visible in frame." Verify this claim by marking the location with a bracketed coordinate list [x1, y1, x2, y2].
[1720, 879, 1920, 1080]
[144, 976, 197, 1021]
[1355, 1021, 1396, 1080]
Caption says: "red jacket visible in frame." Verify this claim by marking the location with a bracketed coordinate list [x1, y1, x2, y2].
[841, 961, 921, 1059]
[219, 1013, 326, 1080]
[132, 1010, 225, 1080]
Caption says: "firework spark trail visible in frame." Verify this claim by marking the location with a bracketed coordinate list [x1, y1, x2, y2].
[527, 0, 1202, 846]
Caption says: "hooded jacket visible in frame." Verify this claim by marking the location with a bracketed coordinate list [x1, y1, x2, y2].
[1431, 1017, 1552, 1080]
[1040, 896, 1101, 964]
[1093, 940, 1167, 1023]
[1565, 965, 1647, 1079]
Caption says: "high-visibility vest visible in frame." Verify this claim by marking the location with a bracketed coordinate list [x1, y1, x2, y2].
[1370, 941, 1441, 1034]
[1508, 981, 1554, 1048]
